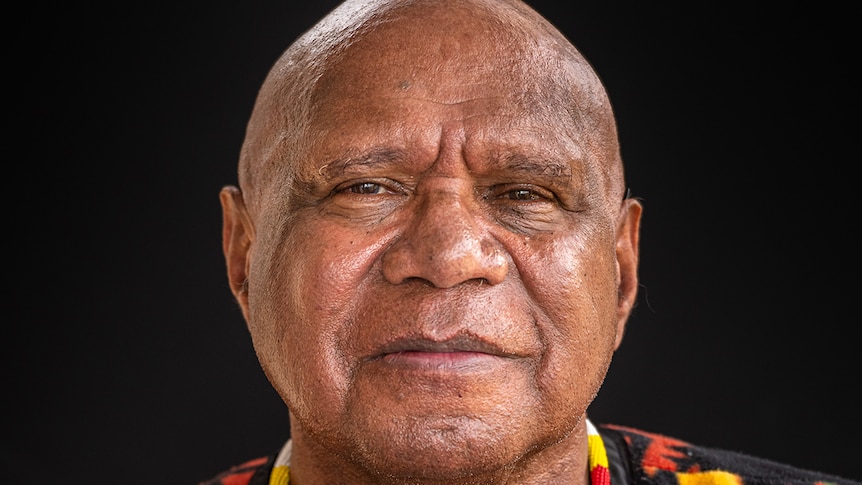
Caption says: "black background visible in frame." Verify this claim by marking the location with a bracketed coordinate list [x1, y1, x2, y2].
[8, 1, 859, 483]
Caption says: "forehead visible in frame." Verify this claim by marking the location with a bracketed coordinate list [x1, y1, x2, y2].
[311, 2, 570, 107]
[302, 10, 585, 169]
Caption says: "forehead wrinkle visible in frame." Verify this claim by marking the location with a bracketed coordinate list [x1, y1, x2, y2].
[316, 147, 410, 181]
[378, 94, 508, 108]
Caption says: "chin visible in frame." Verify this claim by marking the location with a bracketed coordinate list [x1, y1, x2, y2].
[346, 413, 546, 481]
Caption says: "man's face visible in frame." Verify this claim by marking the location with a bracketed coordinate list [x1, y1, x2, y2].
[232, 11, 638, 479]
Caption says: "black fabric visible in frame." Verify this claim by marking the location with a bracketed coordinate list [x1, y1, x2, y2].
[597, 424, 860, 485]
[197, 453, 276, 485]
[247, 454, 276, 485]
[600, 425, 634, 485]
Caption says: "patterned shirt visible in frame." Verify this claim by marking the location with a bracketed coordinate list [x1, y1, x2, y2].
[198, 420, 858, 485]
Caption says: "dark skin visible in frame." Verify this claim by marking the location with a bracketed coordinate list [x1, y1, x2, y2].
[220, 0, 642, 483]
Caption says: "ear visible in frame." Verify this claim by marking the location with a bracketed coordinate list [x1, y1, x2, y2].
[220, 185, 255, 321]
[613, 197, 642, 350]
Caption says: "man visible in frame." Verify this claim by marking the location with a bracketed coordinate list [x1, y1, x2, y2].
[203, 0, 856, 484]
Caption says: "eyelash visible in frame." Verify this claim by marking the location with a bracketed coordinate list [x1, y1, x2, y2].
[347, 182, 386, 195]
[334, 180, 403, 196]
[504, 189, 541, 201]
[489, 185, 555, 203]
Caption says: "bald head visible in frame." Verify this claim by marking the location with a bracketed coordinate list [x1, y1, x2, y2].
[238, 0, 625, 214]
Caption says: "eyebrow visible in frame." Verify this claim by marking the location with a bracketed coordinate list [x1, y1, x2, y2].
[313, 147, 577, 186]
[317, 148, 408, 179]
[492, 152, 574, 179]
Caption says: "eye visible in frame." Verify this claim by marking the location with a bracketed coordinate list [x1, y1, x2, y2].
[489, 184, 554, 203]
[507, 189, 541, 201]
[332, 179, 404, 197]
[348, 182, 385, 195]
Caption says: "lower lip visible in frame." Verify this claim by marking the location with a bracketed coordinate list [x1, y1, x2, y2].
[381, 351, 500, 369]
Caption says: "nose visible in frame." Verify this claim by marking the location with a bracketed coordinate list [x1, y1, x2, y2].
[381, 189, 509, 288]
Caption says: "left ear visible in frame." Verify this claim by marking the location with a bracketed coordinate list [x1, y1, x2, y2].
[613, 197, 642, 350]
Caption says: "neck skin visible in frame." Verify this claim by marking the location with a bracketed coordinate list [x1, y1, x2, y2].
[285, 413, 592, 485]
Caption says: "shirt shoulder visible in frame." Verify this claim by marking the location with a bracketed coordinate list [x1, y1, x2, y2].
[597, 423, 859, 485]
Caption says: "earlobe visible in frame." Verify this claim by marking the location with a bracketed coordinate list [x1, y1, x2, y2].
[220, 185, 254, 320]
[613, 197, 642, 350]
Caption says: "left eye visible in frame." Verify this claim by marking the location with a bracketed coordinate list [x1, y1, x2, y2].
[486, 184, 556, 204]
[347, 182, 385, 194]
[507, 189, 540, 200]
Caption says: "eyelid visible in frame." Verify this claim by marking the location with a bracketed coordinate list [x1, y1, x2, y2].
[332, 178, 406, 195]
[487, 183, 557, 201]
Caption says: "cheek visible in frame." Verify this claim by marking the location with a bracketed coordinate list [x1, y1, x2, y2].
[512, 228, 619, 412]
[247, 218, 393, 421]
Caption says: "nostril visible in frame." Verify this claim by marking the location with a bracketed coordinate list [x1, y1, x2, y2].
[402, 276, 431, 286]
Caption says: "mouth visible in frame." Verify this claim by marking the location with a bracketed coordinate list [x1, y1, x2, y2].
[368, 334, 517, 370]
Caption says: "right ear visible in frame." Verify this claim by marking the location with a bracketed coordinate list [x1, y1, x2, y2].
[220, 185, 254, 321]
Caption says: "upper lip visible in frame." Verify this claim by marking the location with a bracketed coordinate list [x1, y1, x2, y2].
[368, 333, 516, 361]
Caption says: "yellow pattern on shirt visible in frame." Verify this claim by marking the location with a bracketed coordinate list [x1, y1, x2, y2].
[677, 470, 743, 485]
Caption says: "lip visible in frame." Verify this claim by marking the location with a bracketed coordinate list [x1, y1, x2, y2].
[381, 350, 501, 368]
[375, 334, 511, 356]
[366, 334, 518, 370]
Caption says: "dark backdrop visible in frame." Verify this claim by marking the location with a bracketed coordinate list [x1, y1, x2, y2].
[8, 1, 859, 483]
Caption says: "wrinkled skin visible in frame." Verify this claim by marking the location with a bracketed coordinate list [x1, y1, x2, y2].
[220, 0, 641, 483]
